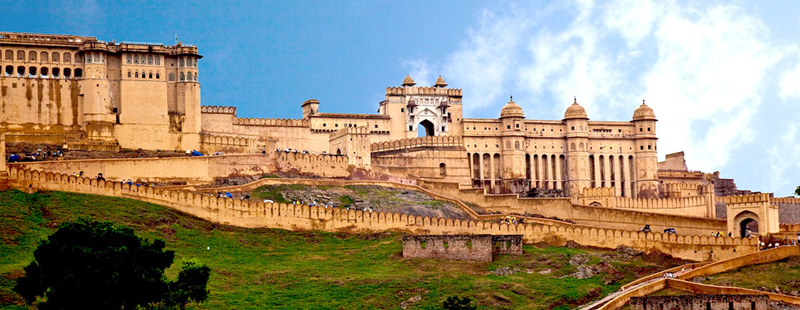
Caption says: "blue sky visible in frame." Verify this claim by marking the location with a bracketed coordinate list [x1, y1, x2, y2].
[3, 0, 800, 195]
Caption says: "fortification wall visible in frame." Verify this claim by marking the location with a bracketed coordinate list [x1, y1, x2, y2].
[370, 135, 470, 184]
[0, 78, 82, 129]
[8, 167, 758, 262]
[630, 294, 769, 310]
[9, 152, 349, 183]
[402, 235, 494, 262]
[418, 179, 728, 236]
[199, 133, 260, 154]
[576, 186, 713, 218]
[678, 245, 800, 280]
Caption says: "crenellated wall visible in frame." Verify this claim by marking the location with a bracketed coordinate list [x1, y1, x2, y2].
[199, 133, 261, 154]
[7, 167, 758, 262]
[370, 135, 464, 154]
[575, 184, 714, 218]
[9, 152, 350, 183]
[418, 179, 729, 236]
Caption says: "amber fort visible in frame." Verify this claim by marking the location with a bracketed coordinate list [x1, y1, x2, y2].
[2, 32, 800, 308]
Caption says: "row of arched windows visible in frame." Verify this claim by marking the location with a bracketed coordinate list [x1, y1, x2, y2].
[177, 57, 197, 68]
[3, 65, 82, 79]
[127, 70, 161, 80]
[4, 50, 73, 63]
[179, 71, 198, 82]
[125, 54, 161, 66]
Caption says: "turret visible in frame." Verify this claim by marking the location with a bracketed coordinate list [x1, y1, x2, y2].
[302, 99, 319, 119]
[499, 96, 527, 192]
[632, 99, 659, 198]
[563, 97, 590, 196]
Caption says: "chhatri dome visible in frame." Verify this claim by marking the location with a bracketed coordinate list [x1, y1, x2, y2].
[500, 96, 525, 118]
[402, 75, 416, 86]
[563, 97, 588, 120]
[434, 75, 448, 87]
[632, 99, 657, 120]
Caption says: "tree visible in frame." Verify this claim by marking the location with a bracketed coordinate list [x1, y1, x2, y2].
[795, 185, 800, 196]
[14, 218, 209, 310]
[443, 295, 477, 310]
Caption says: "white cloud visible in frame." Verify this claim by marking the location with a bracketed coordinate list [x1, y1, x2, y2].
[401, 59, 433, 87]
[780, 62, 800, 99]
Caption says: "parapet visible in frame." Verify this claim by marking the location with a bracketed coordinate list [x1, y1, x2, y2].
[201, 105, 237, 115]
[630, 294, 768, 310]
[370, 136, 464, 153]
[579, 187, 615, 198]
[716, 193, 773, 204]
[234, 118, 308, 127]
[329, 127, 370, 141]
[385, 86, 463, 98]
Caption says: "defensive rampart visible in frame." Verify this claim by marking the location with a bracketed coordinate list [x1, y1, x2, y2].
[199, 133, 259, 154]
[9, 152, 349, 183]
[418, 179, 728, 236]
[575, 186, 714, 218]
[7, 168, 757, 261]
[370, 136, 464, 154]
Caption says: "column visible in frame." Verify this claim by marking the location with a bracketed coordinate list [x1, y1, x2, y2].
[603, 155, 611, 189]
[489, 154, 495, 192]
[545, 155, 553, 189]
[621, 155, 629, 197]
[594, 157, 601, 188]
[555, 155, 562, 190]
[613, 156, 622, 197]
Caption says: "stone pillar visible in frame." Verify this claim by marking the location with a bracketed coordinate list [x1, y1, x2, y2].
[555, 155, 562, 190]
[622, 155, 630, 198]
[544, 155, 552, 189]
[603, 155, 611, 190]
[537, 155, 545, 188]
[594, 157, 602, 188]
[613, 155, 622, 197]
[479, 154, 484, 184]
[489, 154, 495, 192]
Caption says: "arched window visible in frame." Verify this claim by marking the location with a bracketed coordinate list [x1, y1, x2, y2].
[63, 68, 71, 78]
[52, 52, 60, 62]
[86, 53, 92, 63]
[155, 56, 161, 65]
[178, 58, 184, 67]
[40, 51, 48, 62]
[16, 66, 24, 77]
[17, 50, 24, 60]
[126, 54, 131, 64]
[4, 65, 12, 76]
[168, 73, 175, 81]
[64, 52, 71, 63]
[155, 72, 160, 79]
[28, 66, 37, 78]
[194, 72, 198, 81]
[147, 55, 153, 65]
[514, 141, 520, 150]
[40, 67, 49, 78]
[179, 72, 185, 81]
[5, 50, 12, 60]
[52, 67, 60, 78]
[133, 55, 139, 64]
[29, 51, 37, 61]
[148, 72, 153, 79]
[127, 71, 131, 78]
[74, 68, 82, 78]
[135, 71, 139, 78]
[439, 163, 447, 176]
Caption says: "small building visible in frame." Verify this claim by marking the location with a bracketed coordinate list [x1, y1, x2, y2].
[630, 294, 769, 310]
[401, 234, 522, 262]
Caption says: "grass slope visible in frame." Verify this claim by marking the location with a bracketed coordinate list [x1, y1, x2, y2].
[0, 190, 682, 309]
[697, 256, 800, 293]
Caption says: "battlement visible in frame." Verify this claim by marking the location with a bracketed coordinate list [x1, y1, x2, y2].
[7, 166, 759, 261]
[717, 193, 773, 204]
[201, 105, 237, 114]
[657, 170, 704, 179]
[329, 127, 370, 140]
[234, 117, 308, 127]
[771, 197, 800, 204]
[385, 86, 463, 97]
[0, 32, 91, 46]
[199, 134, 257, 153]
[579, 187, 616, 198]
[370, 136, 464, 153]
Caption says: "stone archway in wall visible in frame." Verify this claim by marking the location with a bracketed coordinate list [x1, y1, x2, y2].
[417, 120, 435, 137]
[336, 148, 342, 155]
[733, 211, 760, 238]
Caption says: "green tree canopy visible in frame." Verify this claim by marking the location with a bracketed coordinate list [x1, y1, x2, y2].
[14, 218, 209, 310]
[795, 185, 800, 196]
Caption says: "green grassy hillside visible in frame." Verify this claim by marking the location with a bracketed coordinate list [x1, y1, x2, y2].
[0, 190, 683, 309]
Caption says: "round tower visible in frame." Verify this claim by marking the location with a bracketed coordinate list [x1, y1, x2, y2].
[563, 97, 590, 196]
[499, 96, 527, 193]
[632, 100, 658, 198]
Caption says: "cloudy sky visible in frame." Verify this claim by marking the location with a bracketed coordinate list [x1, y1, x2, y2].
[3, 0, 800, 195]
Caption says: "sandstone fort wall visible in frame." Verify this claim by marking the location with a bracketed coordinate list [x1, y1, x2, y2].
[7, 167, 757, 261]
[10, 152, 349, 183]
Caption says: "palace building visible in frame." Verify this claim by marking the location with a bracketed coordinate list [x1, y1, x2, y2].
[1, 32, 662, 198]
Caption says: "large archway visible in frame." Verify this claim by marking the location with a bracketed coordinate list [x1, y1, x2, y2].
[417, 120, 434, 137]
[733, 211, 759, 238]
